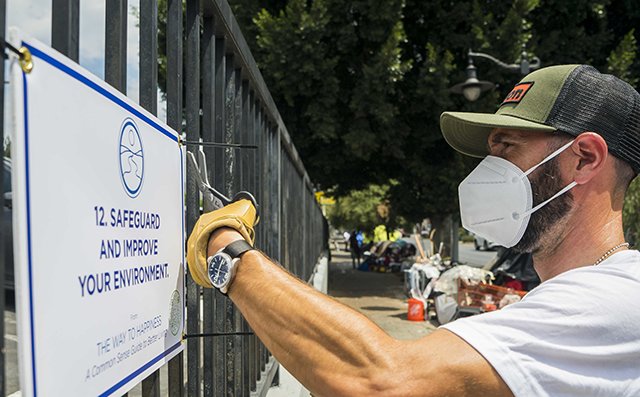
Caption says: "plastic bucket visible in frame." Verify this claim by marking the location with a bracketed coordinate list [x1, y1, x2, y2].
[407, 298, 425, 321]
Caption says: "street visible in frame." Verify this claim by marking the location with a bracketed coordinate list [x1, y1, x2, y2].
[458, 241, 498, 268]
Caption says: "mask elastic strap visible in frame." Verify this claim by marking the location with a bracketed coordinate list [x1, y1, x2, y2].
[523, 139, 575, 177]
[518, 181, 578, 219]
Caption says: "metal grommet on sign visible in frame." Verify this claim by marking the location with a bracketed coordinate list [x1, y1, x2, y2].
[18, 46, 33, 73]
[0, 38, 34, 72]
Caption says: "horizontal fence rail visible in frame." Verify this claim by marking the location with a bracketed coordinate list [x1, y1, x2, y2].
[0, 0, 328, 395]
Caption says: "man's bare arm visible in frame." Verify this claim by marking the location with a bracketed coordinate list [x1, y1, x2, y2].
[211, 228, 513, 397]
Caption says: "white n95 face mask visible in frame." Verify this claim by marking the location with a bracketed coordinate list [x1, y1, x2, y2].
[458, 140, 577, 248]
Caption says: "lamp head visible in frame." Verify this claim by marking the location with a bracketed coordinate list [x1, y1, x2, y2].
[450, 59, 495, 102]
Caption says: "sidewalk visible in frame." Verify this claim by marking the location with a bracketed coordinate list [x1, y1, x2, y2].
[329, 250, 436, 340]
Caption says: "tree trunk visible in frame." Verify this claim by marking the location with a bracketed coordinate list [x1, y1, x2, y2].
[430, 214, 456, 259]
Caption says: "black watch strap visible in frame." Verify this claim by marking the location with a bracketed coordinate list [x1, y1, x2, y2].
[223, 240, 254, 259]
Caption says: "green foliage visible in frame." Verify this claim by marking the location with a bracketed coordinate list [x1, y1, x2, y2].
[152, 1, 640, 237]
[244, 0, 640, 227]
[153, 0, 172, 98]
[326, 182, 403, 235]
[606, 28, 640, 243]
[252, 0, 411, 193]
[623, 178, 640, 245]
[254, 0, 340, 143]
[607, 29, 638, 86]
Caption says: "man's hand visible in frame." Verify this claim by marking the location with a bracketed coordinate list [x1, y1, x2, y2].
[186, 199, 257, 288]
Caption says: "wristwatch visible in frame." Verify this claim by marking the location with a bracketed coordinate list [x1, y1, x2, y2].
[207, 240, 254, 294]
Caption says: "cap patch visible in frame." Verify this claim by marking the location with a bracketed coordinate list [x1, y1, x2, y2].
[501, 82, 534, 106]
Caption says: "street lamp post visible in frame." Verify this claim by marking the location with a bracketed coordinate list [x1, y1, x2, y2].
[447, 48, 541, 265]
[450, 48, 541, 102]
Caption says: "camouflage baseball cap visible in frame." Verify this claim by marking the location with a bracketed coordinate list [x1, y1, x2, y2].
[440, 64, 640, 172]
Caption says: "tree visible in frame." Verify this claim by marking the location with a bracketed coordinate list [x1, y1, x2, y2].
[609, 29, 640, 244]
[252, 0, 411, 194]
[326, 182, 405, 237]
[154, 1, 640, 239]
[246, 0, 640, 244]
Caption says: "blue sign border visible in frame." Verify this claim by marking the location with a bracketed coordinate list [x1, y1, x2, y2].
[21, 42, 184, 397]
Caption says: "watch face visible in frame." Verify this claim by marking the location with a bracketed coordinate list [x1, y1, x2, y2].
[208, 253, 232, 288]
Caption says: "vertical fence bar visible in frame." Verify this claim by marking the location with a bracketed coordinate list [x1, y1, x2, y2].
[240, 81, 251, 397]
[223, 55, 237, 397]
[223, 56, 235, 195]
[0, 0, 6, 394]
[101, 3, 127, 396]
[200, 14, 215, 397]
[213, 36, 226, 190]
[254, 103, 263, 255]
[266, 120, 272, 364]
[139, 0, 158, 114]
[240, 82, 250, 189]
[267, 125, 274, 261]
[302, 185, 307, 278]
[51, 0, 79, 62]
[255, 103, 263, 388]
[166, 1, 184, 396]
[233, 69, 243, 187]
[232, 68, 244, 396]
[185, 1, 201, 396]
[257, 107, 266, 377]
[139, 0, 160, 395]
[276, 125, 283, 265]
[245, 93, 254, 394]
[212, 35, 227, 396]
[279, 143, 287, 273]
[249, 95, 259, 392]
[105, 0, 127, 93]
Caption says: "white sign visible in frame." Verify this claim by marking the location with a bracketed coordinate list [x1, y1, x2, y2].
[9, 32, 185, 396]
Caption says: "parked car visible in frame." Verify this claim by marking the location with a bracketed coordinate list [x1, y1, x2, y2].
[473, 234, 496, 251]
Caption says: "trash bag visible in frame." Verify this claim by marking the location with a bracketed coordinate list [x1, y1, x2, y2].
[435, 294, 458, 325]
[405, 263, 441, 302]
[434, 265, 494, 297]
[491, 247, 540, 291]
[499, 293, 522, 309]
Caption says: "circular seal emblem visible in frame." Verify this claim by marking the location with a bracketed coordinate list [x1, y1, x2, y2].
[169, 289, 182, 337]
[119, 118, 144, 198]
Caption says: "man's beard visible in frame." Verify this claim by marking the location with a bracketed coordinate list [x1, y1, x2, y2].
[512, 157, 573, 253]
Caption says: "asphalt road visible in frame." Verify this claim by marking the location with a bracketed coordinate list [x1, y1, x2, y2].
[458, 241, 498, 268]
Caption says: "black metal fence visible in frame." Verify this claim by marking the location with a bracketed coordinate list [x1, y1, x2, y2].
[0, 0, 328, 395]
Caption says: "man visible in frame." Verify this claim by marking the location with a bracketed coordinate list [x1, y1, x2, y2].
[349, 229, 361, 268]
[187, 64, 640, 396]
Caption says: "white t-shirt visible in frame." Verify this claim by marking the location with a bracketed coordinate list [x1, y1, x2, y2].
[441, 249, 640, 397]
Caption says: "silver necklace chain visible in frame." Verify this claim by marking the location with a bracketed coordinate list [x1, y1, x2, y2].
[593, 242, 630, 266]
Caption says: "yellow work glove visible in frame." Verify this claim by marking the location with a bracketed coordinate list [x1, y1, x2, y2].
[186, 199, 257, 288]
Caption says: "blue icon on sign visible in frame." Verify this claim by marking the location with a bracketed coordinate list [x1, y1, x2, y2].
[119, 118, 144, 198]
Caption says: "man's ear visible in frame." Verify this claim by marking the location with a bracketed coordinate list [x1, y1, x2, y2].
[570, 132, 608, 185]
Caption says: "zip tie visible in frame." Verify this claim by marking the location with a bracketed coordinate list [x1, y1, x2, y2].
[183, 331, 255, 339]
[0, 37, 33, 73]
[180, 138, 258, 149]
